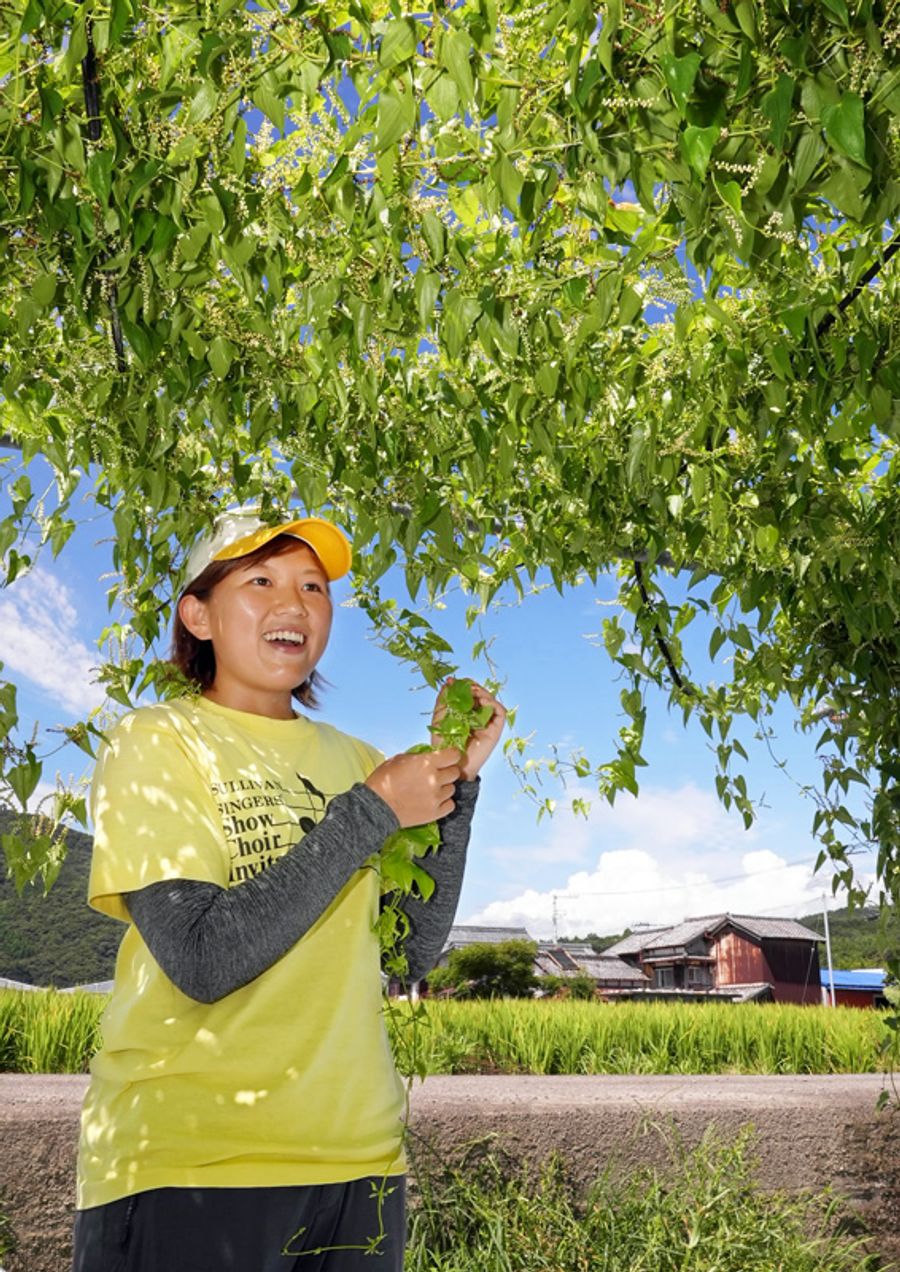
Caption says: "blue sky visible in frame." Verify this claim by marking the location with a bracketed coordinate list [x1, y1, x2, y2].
[1, 451, 877, 940]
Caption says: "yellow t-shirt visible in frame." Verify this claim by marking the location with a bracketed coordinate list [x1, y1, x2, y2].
[77, 695, 406, 1210]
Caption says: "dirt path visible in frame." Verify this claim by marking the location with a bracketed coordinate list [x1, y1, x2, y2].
[1, 1074, 898, 1272]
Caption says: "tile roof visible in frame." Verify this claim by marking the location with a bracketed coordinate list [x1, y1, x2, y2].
[707, 982, 773, 1002]
[534, 952, 565, 977]
[698, 914, 826, 943]
[541, 946, 582, 971]
[607, 914, 825, 957]
[537, 947, 651, 984]
[641, 919, 713, 950]
[602, 928, 668, 956]
[575, 955, 650, 983]
[445, 925, 534, 947]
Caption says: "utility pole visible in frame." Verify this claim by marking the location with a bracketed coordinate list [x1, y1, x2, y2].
[551, 891, 609, 944]
[822, 895, 836, 1008]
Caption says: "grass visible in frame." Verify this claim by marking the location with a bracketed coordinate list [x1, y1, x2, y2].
[0, 989, 894, 1075]
[0, 1197, 14, 1265]
[405, 1127, 890, 1271]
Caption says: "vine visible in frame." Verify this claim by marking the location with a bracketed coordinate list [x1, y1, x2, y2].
[1, 0, 899, 964]
[375, 677, 492, 981]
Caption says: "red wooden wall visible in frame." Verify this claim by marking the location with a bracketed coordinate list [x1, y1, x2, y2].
[713, 930, 821, 1004]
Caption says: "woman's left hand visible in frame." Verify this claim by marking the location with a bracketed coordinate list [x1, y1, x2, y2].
[430, 679, 507, 782]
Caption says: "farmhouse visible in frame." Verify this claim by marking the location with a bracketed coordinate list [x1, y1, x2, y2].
[603, 914, 825, 1005]
[429, 916, 829, 1004]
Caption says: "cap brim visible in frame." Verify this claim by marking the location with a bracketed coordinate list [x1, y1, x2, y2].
[212, 519, 352, 581]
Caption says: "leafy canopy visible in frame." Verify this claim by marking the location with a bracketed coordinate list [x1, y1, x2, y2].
[1, 0, 899, 934]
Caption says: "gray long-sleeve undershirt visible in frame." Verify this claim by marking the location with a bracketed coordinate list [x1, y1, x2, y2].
[125, 779, 479, 1003]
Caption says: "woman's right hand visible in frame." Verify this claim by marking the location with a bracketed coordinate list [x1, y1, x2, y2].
[365, 748, 461, 828]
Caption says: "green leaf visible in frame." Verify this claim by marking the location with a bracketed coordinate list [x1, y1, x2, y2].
[761, 73, 795, 150]
[230, 116, 247, 175]
[425, 72, 459, 122]
[709, 628, 727, 660]
[252, 72, 285, 131]
[680, 125, 718, 179]
[872, 383, 892, 426]
[86, 149, 115, 203]
[819, 163, 867, 220]
[661, 52, 701, 117]
[421, 211, 445, 262]
[30, 273, 57, 307]
[445, 678, 474, 713]
[208, 336, 234, 379]
[120, 317, 153, 364]
[56, 121, 85, 172]
[822, 93, 869, 168]
[441, 288, 481, 358]
[495, 156, 524, 212]
[734, 0, 756, 40]
[187, 81, 218, 126]
[150, 216, 179, 257]
[792, 130, 824, 187]
[442, 29, 475, 105]
[596, 0, 620, 74]
[197, 193, 225, 236]
[109, 0, 132, 46]
[376, 84, 415, 152]
[379, 18, 417, 68]
[820, 0, 849, 22]
[718, 180, 742, 216]
[415, 269, 440, 327]
[755, 524, 779, 552]
[8, 752, 40, 807]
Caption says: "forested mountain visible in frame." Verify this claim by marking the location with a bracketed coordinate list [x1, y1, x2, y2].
[0, 813, 122, 986]
[799, 905, 900, 973]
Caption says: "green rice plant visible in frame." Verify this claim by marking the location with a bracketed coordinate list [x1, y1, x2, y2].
[387, 1000, 890, 1077]
[0, 989, 104, 1073]
[0, 987, 890, 1077]
[405, 1126, 889, 1272]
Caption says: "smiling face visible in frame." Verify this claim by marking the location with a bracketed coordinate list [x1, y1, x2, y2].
[177, 539, 333, 719]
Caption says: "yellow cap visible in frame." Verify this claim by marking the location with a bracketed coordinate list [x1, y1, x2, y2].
[184, 510, 352, 586]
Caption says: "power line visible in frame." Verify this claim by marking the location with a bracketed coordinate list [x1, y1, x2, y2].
[554, 855, 820, 901]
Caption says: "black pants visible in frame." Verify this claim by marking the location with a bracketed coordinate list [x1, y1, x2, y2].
[71, 1177, 406, 1272]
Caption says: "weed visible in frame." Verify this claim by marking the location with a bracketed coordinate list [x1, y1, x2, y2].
[405, 1127, 889, 1271]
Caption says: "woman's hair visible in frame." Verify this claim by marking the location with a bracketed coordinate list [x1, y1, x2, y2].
[170, 533, 329, 709]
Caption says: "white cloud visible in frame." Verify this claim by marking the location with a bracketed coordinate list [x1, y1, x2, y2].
[465, 782, 874, 939]
[487, 781, 742, 872]
[0, 566, 101, 715]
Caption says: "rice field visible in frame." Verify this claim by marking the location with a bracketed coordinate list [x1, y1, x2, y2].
[388, 998, 894, 1077]
[0, 989, 893, 1075]
[1, 987, 884, 1078]
[0, 988, 104, 1074]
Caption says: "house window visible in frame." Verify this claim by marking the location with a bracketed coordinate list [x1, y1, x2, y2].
[687, 966, 711, 987]
[656, 966, 675, 988]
